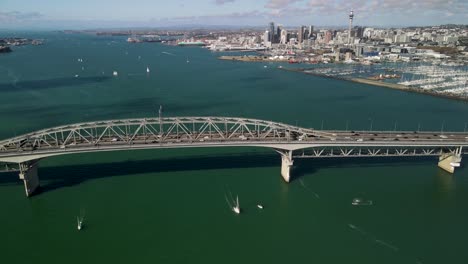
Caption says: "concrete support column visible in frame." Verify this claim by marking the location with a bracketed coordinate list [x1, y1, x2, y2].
[18, 160, 40, 197]
[438, 147, 462, 174]
[277, 150, 294, 182]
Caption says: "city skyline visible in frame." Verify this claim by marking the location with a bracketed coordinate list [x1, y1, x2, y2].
[1, 0, 467, 29]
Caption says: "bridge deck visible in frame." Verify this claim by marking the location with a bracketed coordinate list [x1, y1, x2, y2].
[0, 117, 467, 163]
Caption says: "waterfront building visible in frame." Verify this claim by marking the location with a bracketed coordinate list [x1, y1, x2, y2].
[345, 52, 352, 61]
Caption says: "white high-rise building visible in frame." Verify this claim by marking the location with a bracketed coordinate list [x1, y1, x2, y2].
[263, 31, 270, 46]
[280, 29, 288, 44]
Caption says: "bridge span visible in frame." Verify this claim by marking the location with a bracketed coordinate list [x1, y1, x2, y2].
[0, 116, 467, 197]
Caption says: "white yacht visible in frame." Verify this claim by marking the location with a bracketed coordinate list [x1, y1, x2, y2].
[113, 71, 118, 76]
[352, 198, 373, 206]
[257, 204, 263, 209]
[146, 66, 150, 73]
[352, 198, 361, 205]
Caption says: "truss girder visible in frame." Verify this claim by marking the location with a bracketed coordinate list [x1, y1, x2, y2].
[0, 117, 318, 153]
[295, 146, 467, 158]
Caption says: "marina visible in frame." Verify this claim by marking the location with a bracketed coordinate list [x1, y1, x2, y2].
[283, 63, 468, 101]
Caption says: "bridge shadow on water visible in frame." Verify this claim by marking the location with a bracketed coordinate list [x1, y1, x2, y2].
[293, 156, 437, 178]
[0, 154, 437, 195]
[0, 76, 111, 93]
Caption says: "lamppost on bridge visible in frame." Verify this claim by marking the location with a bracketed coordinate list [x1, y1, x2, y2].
[441, 120, 445, 134]
[393, 121, 398, 132]
[345, 120, 349, 131]
[368, 118, 373, 131]
[159, 105, 163, 135]
[417, 122, 421, 132]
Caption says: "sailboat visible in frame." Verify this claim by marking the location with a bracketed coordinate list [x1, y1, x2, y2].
[146, 66, 150, 73]
[77, 216, 83, 231]
[232, 196, 240, 214]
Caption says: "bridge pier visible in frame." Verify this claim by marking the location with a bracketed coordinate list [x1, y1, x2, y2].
[438, 147, 462, 174]
[18, 160, 40, 197]
[277, 150, 294, 182]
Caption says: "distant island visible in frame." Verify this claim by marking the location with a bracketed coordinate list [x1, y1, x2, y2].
[0, 38, 43, 54]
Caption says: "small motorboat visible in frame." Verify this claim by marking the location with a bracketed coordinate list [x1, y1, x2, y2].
[352, 198, 361, 206]
[352, 198, 373, 206]
[257, 204, 263, 209]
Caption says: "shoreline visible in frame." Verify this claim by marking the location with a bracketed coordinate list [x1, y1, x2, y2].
[282, 68, 468, 103]
[218, 55, 289, 62]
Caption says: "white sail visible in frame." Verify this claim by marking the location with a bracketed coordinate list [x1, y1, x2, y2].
[146, 66, 150, 73]
[233, 195, 240, 214]
[77, 216, 82, 230]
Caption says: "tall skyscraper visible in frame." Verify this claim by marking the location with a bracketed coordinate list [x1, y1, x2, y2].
[348, 10, 354, 44]
[298, 26, 305, 43]
[355, 26, 364, 38]
[276, 25, 282, 43]
[308, 25, 314, 39]
[269, 22, 275, 43]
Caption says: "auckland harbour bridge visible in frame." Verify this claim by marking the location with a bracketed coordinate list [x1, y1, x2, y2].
[0, 116, 467, 197]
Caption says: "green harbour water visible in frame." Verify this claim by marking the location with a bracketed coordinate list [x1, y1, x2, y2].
[1, 32, 468, 264]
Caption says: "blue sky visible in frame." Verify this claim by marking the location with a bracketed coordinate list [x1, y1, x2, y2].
[1, 0, 467, 29]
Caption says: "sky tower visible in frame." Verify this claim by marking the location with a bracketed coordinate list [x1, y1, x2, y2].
[348, 10, 354, 44]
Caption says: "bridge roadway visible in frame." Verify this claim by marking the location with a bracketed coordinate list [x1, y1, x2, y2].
[0, 116, 467, 197]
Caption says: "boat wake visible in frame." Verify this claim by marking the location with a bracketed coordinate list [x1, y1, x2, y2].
[162, 51, 176, 56]
[299, 179, 320, 199]
[127, 73, 145, 76]
[375, 239, 399, 252]
[348, 223, 399, 252]
[77, 208, 86, 231]
[224, 186, 240, 214]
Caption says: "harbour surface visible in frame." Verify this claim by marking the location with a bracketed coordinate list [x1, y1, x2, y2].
[1, 32, 468, 264]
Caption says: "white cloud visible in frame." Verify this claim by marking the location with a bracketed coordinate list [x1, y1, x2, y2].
[0, 11, 43, 23]
[214, 0, 236, 5]
[265, 0, 305, 9]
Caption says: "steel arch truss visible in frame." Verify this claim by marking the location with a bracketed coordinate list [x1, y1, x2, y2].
[0, 117, 326, 153]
